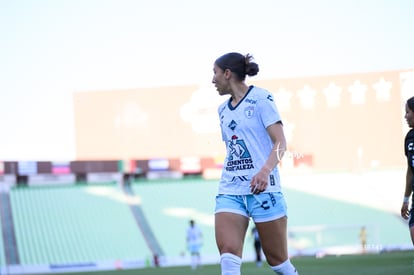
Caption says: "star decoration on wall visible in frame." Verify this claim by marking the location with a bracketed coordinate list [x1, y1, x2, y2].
[348, 80, 367, 105]
[297, 84, 316, 109]
[373, 77, 392, 102]
[323, 82, 342, 108]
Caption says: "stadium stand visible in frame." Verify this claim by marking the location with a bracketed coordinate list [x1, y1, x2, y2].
[132, 176, 412, 259]
[0, 202, 6, 267]
[0, 170, 412, 273]
[131, 178, 253, 264]
[9, 184, 152, 266]
[0, 190, 19, 265]
[123, 184, 164, 260]
[282, 171, 412, 254]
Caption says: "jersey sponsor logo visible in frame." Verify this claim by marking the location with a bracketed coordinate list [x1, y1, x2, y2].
[245, 98, 257, 104]
[225, 135, 254, 172]
[228, 120, 237, 130]
[244, 106, 254, 118]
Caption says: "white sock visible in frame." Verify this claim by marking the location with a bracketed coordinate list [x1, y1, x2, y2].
[271, 259, 298, 275]
[197, 255, 201, 266]
[220, 253, 241, 275]
[191, 255, 198, 269]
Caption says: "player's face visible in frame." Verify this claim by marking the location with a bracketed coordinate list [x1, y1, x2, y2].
[212, 64, 230, 96]
[405, 104, 414, 128]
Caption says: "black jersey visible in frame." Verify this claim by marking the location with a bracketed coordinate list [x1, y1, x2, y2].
[404, 129, 414, 174]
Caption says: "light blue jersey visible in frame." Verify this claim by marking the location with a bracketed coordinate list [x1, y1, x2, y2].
[218, 86, 282, 195]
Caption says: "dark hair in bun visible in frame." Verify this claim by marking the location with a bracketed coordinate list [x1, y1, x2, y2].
[215, 52, 259, 81]
[407, 96, 414, 112]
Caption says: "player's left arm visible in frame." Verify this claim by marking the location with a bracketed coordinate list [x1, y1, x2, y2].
[250, 122, 286, 194]
[263, 122, 286, 169]
[401, 166, 413, 219]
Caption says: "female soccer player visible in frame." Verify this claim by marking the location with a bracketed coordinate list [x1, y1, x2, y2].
[401, 96, 414, 245]
[186, 219, 203, 270]
[212, 52, 298, 275]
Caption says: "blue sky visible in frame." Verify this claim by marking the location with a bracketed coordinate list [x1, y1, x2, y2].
[1, 0, 413, 160]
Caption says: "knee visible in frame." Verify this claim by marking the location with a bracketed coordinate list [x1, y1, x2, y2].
[264, 250, 288, 266]
[218, 244, 242, 257]
[266, 255, 288, 267]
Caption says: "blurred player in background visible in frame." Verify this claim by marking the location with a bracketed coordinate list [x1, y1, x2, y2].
[252, 226, 263, 267]
[359, 226, 367, 253]
[212, 52, 298, 275]
[186, 219, 203, 270]
[401, 96, 414, 246]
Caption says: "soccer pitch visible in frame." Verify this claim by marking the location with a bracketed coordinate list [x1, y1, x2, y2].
[48, 250, 413, 275]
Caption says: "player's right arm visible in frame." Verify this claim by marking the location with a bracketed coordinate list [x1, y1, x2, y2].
[401, 167, 413, 219]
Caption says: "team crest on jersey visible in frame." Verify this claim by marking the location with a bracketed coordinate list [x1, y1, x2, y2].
[244, 106, 254, 118]
[225, 135, 254, 172]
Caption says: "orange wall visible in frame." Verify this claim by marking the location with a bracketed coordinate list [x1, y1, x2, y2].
[74, 85, 223, 160]
[254, 71, 406, 171]
[74, 70, 412, 171]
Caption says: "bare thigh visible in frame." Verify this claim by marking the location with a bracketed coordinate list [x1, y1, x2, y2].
[410, 226, 414, 245]
[215, 212, 249, 257]
[255, 216, 288, 266]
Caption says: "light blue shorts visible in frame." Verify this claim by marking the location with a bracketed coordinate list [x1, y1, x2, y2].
[215, 192, 287, 223]
[188, 243, 201, 254]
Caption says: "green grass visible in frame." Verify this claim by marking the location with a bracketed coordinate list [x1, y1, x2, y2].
[47, 250, 414, 275]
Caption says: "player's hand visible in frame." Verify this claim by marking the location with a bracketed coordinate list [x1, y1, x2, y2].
[401, 203, 410, 219]
[250, 168, 269, 194]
